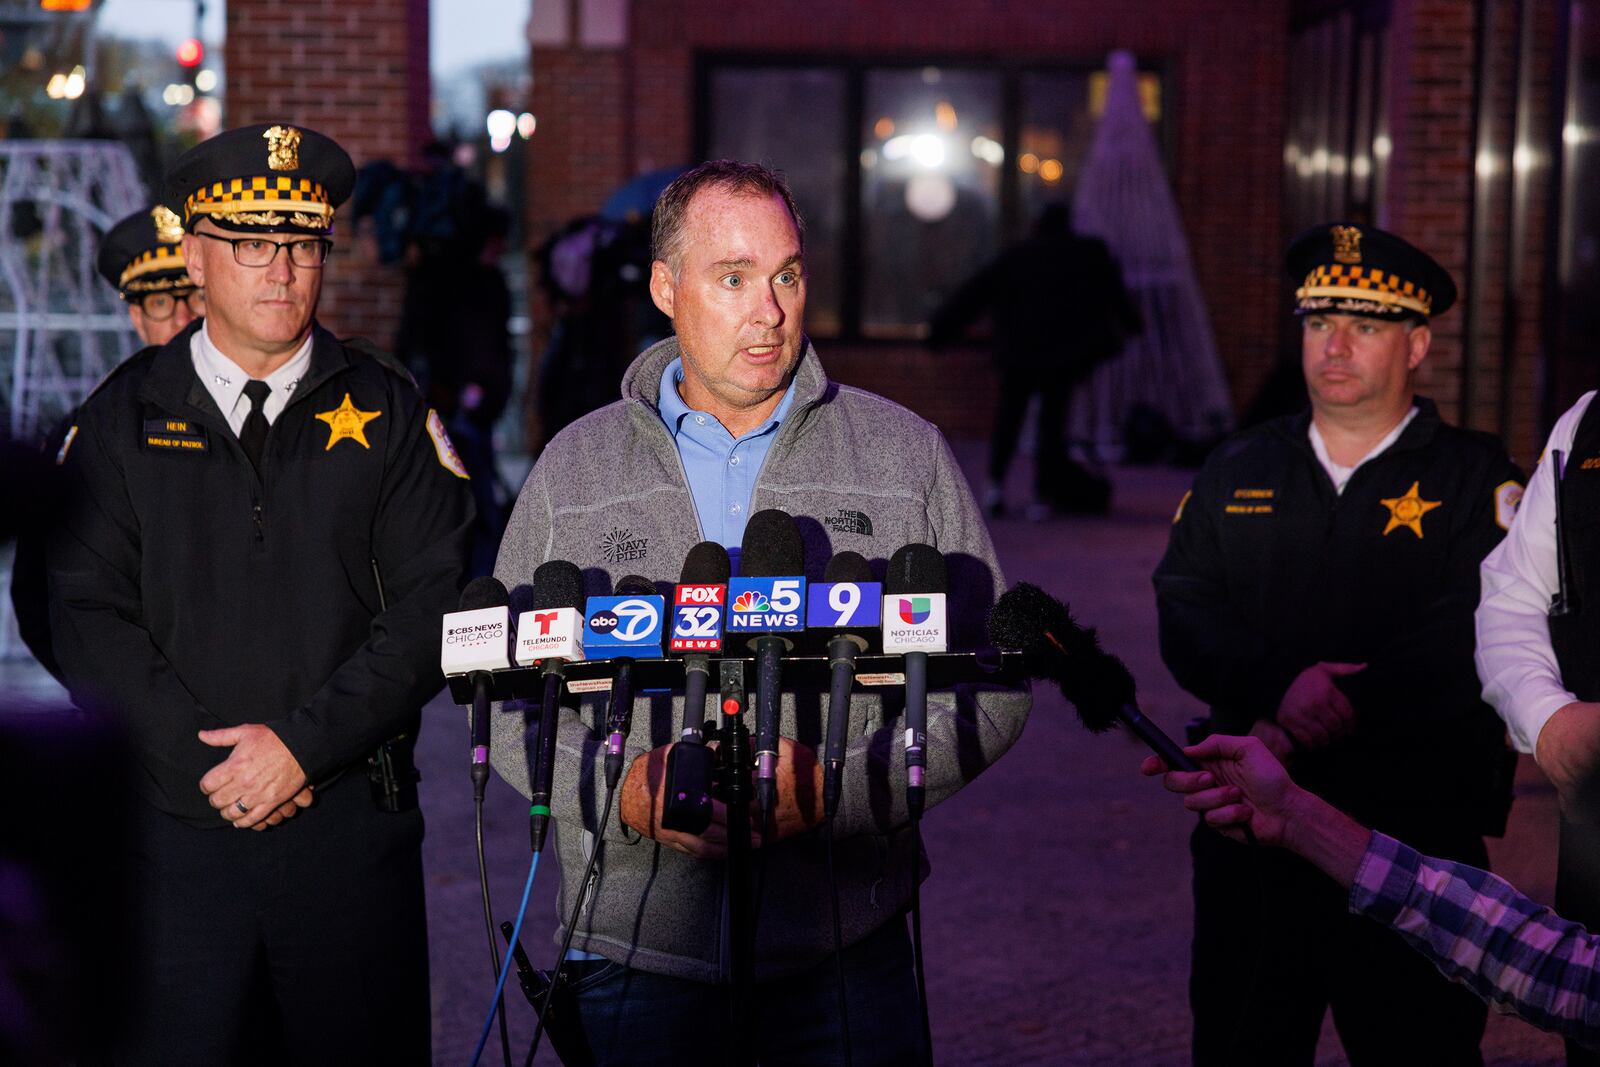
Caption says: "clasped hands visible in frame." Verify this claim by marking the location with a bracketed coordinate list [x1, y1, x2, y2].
[620, 736, 824, 859]
[1252, 660, 1367, 761]
[198, 724, 312, 831]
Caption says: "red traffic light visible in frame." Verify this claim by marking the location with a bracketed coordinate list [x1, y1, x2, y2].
[177, 39, 203, 68]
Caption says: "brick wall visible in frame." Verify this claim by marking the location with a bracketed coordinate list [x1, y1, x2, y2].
[224, 0, 430, 346]
[1383, 0, 1476, 424]
[1383, 0, 1559, 462]
[528, 0, 1288, 440]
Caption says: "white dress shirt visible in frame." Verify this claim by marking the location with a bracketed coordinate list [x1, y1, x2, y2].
[1308, 405, 1419, 494]
[1476, 391, 1595, 754]
[190, 323, 314, 435]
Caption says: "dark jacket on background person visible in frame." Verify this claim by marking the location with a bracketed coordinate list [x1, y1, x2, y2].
[1153, 397, 1522, 840]
[928, 225, 1141, 380]
[47, 321, 473, 825]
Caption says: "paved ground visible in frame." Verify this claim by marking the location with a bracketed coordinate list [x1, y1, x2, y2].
[0, 442, 1570, 1064]
[416, 444, 1568, 1066]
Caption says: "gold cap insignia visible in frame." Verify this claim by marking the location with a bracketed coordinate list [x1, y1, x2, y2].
[1331, 225, 1363, 264]
[263, 125, 302, 172]
[151, 205, 184, 244]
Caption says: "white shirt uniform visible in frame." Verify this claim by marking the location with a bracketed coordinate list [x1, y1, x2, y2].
[1475, 391, 1596, 753]
[190, 322, 313, 434]
[1308, 405, 1419, 494]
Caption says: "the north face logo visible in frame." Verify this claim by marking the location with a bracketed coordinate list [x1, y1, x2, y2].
[602, 528, 649, 564]
[822, 509, 873, 536]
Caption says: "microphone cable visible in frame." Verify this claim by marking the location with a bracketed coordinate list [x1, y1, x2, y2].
[524, 667, 636, 1067]
[470, 848, 542, 1067]
[823, 819, 854, 1067]
[522, 780, 618, 1067]
[476, 783, 512, 1067]
[909, 816, 933, 1067]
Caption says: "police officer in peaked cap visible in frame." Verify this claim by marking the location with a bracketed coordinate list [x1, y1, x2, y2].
[46, 122, 472, 1062]
[1155, 222, 1522, 1064]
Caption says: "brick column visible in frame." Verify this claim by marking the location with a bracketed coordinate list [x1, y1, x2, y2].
[224, 0, 430, 345]
[1383, 0, 1477, 421]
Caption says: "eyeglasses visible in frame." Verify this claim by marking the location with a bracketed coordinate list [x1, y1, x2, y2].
[196, 231, 333, 269]
[136, 287, 206, 321]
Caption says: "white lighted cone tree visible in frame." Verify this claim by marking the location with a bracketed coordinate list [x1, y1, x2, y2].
[0, 140, 144, 443]
[1069, 50, 1234, 457]
[0, 140, 143, 663]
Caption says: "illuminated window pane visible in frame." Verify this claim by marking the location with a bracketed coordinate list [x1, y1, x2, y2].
[860, 68, 1002, 337]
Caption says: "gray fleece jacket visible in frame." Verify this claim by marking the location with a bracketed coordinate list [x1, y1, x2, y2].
[490, 336, 1032, 982]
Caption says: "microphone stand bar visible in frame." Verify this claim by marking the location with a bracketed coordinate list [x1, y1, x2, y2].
[450, 650, 1031, 704]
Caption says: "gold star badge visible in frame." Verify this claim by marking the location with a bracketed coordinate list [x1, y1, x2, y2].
[315, 393, 381, 450]
[1379, 481, 1442, 538]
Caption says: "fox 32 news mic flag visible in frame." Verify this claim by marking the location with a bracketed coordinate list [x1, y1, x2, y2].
[584, 575, 665, 787]
[664, 541, 732, 834]
[441, 577, 514, 799]
[808, 550, 882, 820]
[729, 510, 809, 821]
[521, 559, 586, 854]
[883, 544, 949, 819]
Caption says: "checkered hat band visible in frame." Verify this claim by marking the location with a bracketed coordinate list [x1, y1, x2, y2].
[118, 245, 186, 289]
[185, 178, 333, 224]
[1299, 265, 1431, 315]
[189, 176, 328, 206]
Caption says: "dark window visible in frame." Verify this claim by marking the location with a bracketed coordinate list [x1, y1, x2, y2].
[704, 67, 847, 335]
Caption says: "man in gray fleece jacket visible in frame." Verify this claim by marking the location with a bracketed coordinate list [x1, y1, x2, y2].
[490, 161, 1030, 1064]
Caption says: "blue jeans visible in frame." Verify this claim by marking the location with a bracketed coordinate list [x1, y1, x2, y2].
[558, 915, 923, 1066]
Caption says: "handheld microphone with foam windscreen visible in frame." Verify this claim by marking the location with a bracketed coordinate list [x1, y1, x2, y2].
[663, 542, 731, 834]
[592, 574, 663, 789]
[524, 560, 586, 854]
[884, 544, 948, 820]
[987, 582, 1198, 772]
[442, 576, 513, 802]
[811, 550, 881, 820]
[730, 509, 808, 822]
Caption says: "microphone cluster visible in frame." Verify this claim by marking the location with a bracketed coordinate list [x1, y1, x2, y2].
[437, 509, 955, 845]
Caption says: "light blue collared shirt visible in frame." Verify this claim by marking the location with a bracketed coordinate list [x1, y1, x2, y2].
[656, 356, 797, 563]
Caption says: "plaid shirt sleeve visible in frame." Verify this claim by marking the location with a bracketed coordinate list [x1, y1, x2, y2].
[1351, 831, 1600, 1046]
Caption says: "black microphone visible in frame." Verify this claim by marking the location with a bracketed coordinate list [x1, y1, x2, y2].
[663, 542, 731, 834]
[526, 560, 585, 854]
[987, 581, 1199, 772]
[884, 544, 948, 820]
[815, 551, 880, 821]
[601, 574, 660, 790]
[740, 509, 807, 822]
[443, 576, 512, 802]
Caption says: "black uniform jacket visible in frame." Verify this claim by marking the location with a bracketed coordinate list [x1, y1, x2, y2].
[47, 322, 473, 826]
[1153, 397, 1523, 837]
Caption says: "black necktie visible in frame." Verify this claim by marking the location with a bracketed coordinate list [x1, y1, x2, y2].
[240, 380, 271, 473]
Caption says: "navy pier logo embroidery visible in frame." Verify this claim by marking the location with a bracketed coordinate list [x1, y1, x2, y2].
[822, 509, 873, 536]
[602, 528, 648, 564]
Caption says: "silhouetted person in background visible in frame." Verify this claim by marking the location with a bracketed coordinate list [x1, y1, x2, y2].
[393, 187, 514, 577]
[533, 213, 665, 452]
[931, 203, 1141, 517]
